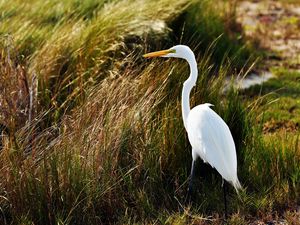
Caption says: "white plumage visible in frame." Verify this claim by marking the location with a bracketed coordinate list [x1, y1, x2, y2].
[187, 103, 241, 191]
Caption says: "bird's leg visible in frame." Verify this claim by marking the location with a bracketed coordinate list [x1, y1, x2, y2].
[187, 159, 196, 202]
[223, 180, 228, 221]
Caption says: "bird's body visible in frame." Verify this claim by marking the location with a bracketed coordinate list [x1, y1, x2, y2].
[187, 103, 240, 191]
[143, 45, 241, 199]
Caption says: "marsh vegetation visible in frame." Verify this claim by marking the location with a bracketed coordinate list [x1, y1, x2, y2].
[0, 0, 299, 224]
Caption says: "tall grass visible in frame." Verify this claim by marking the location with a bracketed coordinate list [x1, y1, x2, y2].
[0, 52, 247, 224]
[0, 0, 299, 224]
[0, 0, 192, 124]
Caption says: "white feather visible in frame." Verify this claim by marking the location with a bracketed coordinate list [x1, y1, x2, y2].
[187, 104, 241, 191]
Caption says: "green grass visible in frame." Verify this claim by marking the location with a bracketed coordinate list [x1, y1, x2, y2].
[242, 68, 300, 132]
[0, 0, 299, 224]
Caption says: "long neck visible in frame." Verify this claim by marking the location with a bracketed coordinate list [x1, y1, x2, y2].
[182, 57, 198, 130]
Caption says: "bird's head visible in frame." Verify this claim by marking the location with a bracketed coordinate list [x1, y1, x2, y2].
[143, 45, 195, 61]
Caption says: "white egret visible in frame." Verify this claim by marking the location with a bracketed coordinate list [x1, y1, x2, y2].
[143, 45, 241, 217]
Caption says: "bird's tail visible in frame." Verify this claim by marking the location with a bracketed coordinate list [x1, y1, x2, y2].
[232, 178, 242, 194]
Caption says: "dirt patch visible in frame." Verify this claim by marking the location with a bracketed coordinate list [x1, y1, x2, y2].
[263, 118, 299, 133]
[237, 0, 300, 69]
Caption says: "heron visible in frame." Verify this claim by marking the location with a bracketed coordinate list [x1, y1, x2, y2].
[143, 45, 241, 218]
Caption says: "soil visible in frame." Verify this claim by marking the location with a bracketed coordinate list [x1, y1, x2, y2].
[236, 0, 300, 70]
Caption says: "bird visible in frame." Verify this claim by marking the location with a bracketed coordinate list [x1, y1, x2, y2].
[143, 45, 241, 217]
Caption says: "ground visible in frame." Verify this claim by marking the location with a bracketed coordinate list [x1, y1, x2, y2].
[237, 0, 300, 134]
[235, 0, 300, 224]
[237, 0, 300, 68]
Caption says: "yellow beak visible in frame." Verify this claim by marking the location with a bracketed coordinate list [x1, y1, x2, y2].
[143, 49, 172, 58]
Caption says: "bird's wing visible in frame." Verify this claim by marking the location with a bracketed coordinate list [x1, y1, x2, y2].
[186, 104, 238, 183]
